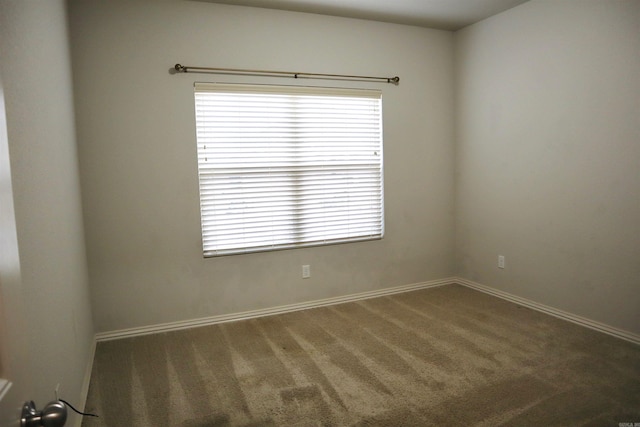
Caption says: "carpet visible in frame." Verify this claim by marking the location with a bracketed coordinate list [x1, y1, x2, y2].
[82, 284, 640, 426]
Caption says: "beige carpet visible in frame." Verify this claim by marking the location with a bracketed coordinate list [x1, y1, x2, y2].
[82, 284, 640, 426]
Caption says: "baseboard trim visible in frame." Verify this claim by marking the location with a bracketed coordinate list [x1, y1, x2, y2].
[95, 277, 456, 342]
[0, 379, 11, 402]
[455, 277, 640, 345]
[95, 276, 640, 346]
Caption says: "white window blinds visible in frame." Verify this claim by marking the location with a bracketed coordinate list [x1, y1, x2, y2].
[194, 83, 384, 256]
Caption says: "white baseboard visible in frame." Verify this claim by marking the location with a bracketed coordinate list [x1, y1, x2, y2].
[0, 379, 11, 402]
[455, 277, 640, 345]
[95, 277, 456, 342]
[94, 276, 640, 346]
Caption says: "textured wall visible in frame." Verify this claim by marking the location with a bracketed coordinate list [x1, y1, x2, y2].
[455, 0, 640, 334]
[68, 0, 455, 332]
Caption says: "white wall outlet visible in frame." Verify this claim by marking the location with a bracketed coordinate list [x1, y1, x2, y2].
[302, 264, 311, 279]
[498, 255, 505, 269]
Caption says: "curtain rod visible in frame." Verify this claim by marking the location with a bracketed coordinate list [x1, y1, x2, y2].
[173, 64, 399, 85]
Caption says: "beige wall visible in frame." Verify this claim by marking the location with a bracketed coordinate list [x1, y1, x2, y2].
[455, 0, 640, 334]
[68, 0, 455, 332]
[0, 70, 29, 427]
[68, 0, 638, 338]
[0, 0, 94, 423]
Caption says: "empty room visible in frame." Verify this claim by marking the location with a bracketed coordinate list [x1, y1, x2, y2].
[0, 0, 638, 426]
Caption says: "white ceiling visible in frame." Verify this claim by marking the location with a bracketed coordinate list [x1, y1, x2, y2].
[198, 0, 530, 30]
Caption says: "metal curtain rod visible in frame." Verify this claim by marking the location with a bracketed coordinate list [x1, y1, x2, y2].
[173, 64, 400, 85]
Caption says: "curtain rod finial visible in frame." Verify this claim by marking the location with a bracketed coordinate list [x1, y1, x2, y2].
[391, 76, 400, 85]
[175, 64, 186, 73]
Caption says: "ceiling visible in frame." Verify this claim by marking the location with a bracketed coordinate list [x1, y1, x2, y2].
[198, 0, 530, 31]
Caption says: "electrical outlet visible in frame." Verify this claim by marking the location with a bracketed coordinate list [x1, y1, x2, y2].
[498, 255, 505, 269]
[302, 264, 311, 279]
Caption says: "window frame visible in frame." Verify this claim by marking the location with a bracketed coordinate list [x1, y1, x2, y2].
[193, 82, 385, 257]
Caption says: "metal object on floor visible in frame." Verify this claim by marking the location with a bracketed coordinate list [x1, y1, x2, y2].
[21, 400, 67, 427]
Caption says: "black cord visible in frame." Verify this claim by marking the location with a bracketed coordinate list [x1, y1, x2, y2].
[59, 399, 99, 418]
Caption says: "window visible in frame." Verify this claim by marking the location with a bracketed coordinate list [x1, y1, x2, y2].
[193, 83, 384, 256]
